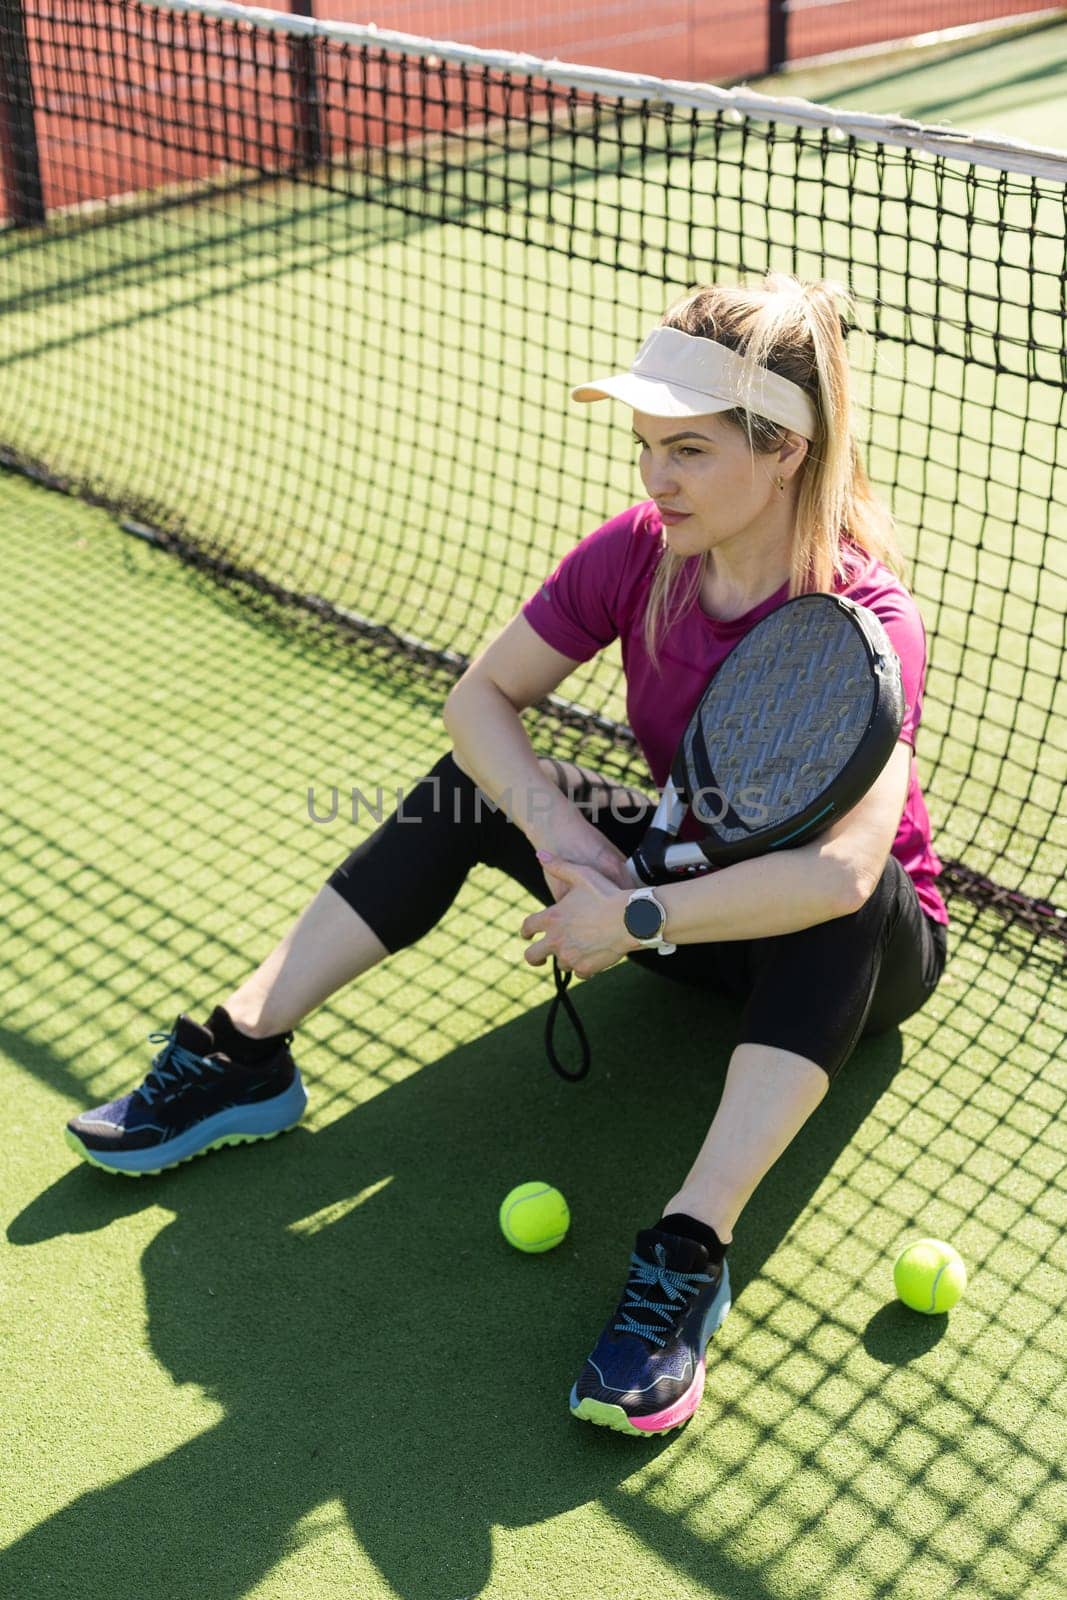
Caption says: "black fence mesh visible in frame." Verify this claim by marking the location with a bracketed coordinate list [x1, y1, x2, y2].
[1, 0, 1064, 944]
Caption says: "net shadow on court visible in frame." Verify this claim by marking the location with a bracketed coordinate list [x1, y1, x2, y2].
[2, 467, 1064, 1600]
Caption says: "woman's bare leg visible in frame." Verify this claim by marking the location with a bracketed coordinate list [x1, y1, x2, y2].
[216, 757, 625, 1041]
[222, 885, 389, 1039]
[660, 1042, 830, 1243]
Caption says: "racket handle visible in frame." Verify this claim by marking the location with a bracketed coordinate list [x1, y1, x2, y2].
[625, 841, 710, 883]
[627, 838, 710, 876]
[627, 828, 680, 885]
[662, 843, 711, 872]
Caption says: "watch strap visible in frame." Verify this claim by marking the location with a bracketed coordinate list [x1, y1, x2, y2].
[625, 888, 676, 956]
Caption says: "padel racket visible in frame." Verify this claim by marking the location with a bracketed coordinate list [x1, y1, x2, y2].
[627, 593, 904, 910]
[546, 593, 904, 1076]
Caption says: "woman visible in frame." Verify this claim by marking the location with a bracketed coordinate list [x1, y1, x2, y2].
[65, 274, 949, 1438]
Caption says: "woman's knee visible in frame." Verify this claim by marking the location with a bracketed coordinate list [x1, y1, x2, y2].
[536, 755, 655, 825]
[537, 755, 566, 782]
[325, 748, 537, 948]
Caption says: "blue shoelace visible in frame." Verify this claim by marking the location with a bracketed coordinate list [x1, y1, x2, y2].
[136, 1029, 227, 1106]
[614, 1249, 714, 1348]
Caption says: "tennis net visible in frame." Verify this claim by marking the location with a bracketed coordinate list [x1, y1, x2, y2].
[1, 0, 1064, 943]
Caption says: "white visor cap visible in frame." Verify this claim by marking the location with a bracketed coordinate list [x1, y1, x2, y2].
[572, 326, 818, 440]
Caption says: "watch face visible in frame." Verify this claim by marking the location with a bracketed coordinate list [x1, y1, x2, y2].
[625, 896, 663, 940]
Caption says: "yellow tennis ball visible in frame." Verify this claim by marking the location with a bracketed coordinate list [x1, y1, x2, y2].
[499, 1182, 570, 1253]
[894, 1238, 967, 1314]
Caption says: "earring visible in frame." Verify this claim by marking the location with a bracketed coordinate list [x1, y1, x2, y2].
[775, 474, 785, 493]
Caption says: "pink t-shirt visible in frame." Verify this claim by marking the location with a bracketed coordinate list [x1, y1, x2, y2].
[521, 501, 948, 926]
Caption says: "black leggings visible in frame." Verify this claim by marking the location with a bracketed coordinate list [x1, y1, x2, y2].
[326, 751, 948, 1082]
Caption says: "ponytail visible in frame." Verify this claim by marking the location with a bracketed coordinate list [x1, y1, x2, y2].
[642, 274, 902, 671]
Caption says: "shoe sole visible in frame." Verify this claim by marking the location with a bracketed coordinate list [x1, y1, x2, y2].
[569, 1260, 732, 1437]
[64, 1071, 309, 1176]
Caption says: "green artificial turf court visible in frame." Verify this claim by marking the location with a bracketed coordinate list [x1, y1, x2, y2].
[2, 12, 1066, 1600]
[2, 459, 1065, 1600]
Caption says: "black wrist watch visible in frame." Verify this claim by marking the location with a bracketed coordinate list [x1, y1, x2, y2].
[623, 888, 676, 956]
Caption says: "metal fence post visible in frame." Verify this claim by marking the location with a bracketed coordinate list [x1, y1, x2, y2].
[768, 0, 789, 73]
[0, 0, 45, 225]
[289, 0, 325, 172]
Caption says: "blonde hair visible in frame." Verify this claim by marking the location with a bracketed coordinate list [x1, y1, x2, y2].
[642, 273, 903, 670]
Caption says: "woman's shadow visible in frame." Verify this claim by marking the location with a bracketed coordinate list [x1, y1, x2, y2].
[4, 965, 901, 1600]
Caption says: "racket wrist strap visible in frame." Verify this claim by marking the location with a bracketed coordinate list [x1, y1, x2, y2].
[545, 958, 591, 1082]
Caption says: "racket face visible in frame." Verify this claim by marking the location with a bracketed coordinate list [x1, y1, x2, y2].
[672, 594, 903, 868]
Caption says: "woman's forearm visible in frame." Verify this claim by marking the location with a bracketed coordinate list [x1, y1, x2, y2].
[654, 845, 862, 945]
[442, 682, 572, 845]
[524, 836, 865, 979]
[444, 684, 864, 940]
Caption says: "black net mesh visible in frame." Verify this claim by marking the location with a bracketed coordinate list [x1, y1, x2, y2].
[1, 0, 1064, 944]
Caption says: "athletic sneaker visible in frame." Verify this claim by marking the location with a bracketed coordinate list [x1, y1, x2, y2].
[64, 1013, 307, 1177]
[569, 1225, 732, 1436]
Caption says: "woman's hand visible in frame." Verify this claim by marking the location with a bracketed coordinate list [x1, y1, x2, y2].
[529, 814, 633, 901]
[521, 855, 635, 979]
